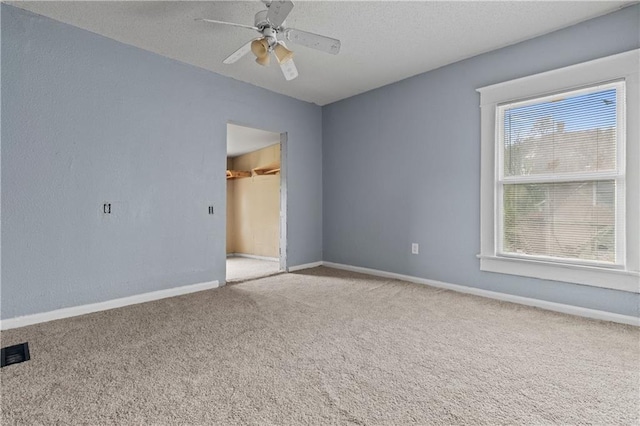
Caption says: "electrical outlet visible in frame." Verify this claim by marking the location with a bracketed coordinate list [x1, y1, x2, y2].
[412, 243, 419, 254]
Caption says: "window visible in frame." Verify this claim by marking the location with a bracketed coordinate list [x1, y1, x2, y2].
[478, 50, 639, 293]
[498, 82, 624, 266]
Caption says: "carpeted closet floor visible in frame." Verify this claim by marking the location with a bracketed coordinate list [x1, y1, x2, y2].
[226, 256, 281, 283]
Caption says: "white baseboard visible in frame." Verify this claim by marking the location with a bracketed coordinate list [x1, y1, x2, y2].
[288, 261, 323, 272]
[0, 280, 220, 331]
[228, 253, 279, 262]
[3, 262, 635, 329]
[322, 262, 640, 326]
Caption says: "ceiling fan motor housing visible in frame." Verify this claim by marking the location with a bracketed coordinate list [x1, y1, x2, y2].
[254, 10, 270, 29]
[255, 10, 285, 31]
[263, 27, 279, 49]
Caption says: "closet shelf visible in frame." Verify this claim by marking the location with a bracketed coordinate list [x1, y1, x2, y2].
[227, 162, 280, 179]
[252, 162, 280, 176]
[226, 170, 251, 180]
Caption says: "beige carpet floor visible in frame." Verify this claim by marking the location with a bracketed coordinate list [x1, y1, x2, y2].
[1, 267, 638, 425]
[226, 256, 281, 283]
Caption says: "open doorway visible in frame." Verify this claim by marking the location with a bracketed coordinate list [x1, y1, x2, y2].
[226, 123, 286, 283]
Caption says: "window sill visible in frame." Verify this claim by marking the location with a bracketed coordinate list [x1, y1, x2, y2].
[478, 254, 640, 293]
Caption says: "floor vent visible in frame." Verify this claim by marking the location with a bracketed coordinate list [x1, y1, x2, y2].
[1, 342, 30, 368]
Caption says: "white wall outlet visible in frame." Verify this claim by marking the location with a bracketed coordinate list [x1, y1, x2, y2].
[411, 243, 419, 254]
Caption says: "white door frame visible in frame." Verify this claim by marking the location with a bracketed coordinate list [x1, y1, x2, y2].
[278, 132, 288, 272]
[225, 121, 288, 273]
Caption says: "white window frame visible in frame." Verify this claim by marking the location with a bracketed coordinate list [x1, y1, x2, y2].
[477, 49, 640, 293]
[496, 81, 626, 267]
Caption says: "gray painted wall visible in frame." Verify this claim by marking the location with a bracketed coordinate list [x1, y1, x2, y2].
[1, 4, 322, 319]
[323, 5, 640, 317]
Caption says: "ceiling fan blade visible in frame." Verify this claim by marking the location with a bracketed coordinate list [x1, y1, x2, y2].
[223, 38, 261, 64]
[266, 0, 294, 28]
[284, 28, 340, 55]
[279, 57, 298, 81]
[195, 18, 258, 31]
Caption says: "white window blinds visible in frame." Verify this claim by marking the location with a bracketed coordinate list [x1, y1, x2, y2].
[497, 81, 625, 265]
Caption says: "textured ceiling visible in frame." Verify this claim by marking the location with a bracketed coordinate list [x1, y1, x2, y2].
[8, 1, 632, 105]
[227, 123, 280, 157]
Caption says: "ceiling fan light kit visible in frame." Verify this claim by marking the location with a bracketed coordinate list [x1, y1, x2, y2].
[251, 38, 270, 66]
[255, 53, 271, 67]
[274, 43, 294, 64]
[197, 0, 340, 81]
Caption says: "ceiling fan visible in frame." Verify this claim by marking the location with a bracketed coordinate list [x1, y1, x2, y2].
[196, 0, 340, 81]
